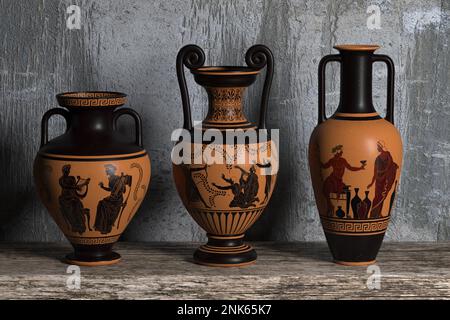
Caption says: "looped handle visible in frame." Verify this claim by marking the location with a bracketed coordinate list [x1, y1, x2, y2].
[318, 54, 341, 125]
[40, 108, 70, 147]
[113, 108, 143, 147]
[372, 54, 395, 124]
[176, 44, 206, 131]
[245, 44, 274, 129]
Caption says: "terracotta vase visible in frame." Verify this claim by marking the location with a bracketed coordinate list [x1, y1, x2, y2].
[172, 44, 278, 267]
[34, 92, 151, 266]
[308, 45, 403, 266]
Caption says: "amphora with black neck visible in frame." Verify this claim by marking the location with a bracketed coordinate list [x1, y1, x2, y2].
[309, 45, 403, 265]
[172, 45, 278, 267]
[34, 92, 151, 266]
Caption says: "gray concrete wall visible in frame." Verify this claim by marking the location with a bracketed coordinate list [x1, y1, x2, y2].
[0, 0, 448, 242]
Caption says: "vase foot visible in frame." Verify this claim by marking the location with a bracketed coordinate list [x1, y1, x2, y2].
[193, 234, 257, 267]
[64, 243, 121, 266]
[334, 259, 376, 266]
[64, 252, 121, 266]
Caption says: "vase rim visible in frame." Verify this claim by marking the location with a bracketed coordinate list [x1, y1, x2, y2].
[334, 44, 380, 52]
[191, 66, 260, 76]
[56, 91, 127, 108]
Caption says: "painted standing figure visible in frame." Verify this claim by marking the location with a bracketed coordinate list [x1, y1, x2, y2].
[58, 165, 91, 234]
[321, 145, 366, 216]
[236, 165, 259, 206]
[94, 164, 132, 234]
[367, 141, 399, 218]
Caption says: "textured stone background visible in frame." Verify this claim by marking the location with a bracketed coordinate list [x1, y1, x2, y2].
[0, 0, 448, 242]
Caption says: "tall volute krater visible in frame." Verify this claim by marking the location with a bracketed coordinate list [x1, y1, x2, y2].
[308, 45, 403, 265]
[172, 45, 278, 267]
[33, 92, 151, 266]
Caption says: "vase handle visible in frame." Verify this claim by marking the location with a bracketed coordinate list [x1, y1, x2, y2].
[113, 108, 143, 148]
[372, 54, 395, 124]
[245, 45, 274, 129]
[176, 44, 206, 131]
[318, 54, 341, 125]
[40, 108, 70, 147]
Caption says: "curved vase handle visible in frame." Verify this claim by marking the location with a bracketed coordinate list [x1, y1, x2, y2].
[245, 44, 274, 129]
[176, 44, 206, 131]
[372, 54, 395, 124]
[40, 108, 70, 147]
[318, 54, 341, 125]
[113, 108, 143, 148]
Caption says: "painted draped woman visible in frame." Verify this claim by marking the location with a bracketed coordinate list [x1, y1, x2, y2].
[94, 164, 132, 234]
[367, 141, 399, 218]
[58, 165, 91, 234]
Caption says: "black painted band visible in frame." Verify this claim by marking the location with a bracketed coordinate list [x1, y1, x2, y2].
[332, 115, 382, 121]
[37, 152, 148, 162]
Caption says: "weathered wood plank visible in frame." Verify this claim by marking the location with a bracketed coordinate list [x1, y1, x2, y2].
[0, 242, 449, 299]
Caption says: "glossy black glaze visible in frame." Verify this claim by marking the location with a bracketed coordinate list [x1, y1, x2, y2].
[337, 50, 377, 114]
[176, 44, 274, 130]
[246, 45, 274, 129]
[318, 47, 395, 124]
[39, 92, 143, 156]
[194, 236, 257, 266]
[67, 244, 120, 264]
[324, 232, 385, 263]
[192, 68, 259, 88]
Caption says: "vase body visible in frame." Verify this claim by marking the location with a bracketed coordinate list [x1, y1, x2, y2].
[173, 45, 278, 267]
[309, 45, 402, 265]
[34, 92, 151, 266]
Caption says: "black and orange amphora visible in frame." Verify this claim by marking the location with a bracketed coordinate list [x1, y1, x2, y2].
[34, 92, 151, 266]
[172, 45, 278, 267]
[309, 45, 403, 265]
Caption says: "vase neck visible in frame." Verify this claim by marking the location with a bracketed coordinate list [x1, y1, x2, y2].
[336, 51, 376, 114]
[202, 87, 252, 129]
[67, 108, 115, 134]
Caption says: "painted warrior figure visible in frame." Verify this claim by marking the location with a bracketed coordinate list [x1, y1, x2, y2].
[237, 165, 259, 206]
[94, 164, 132, 234]
[367, 141, 399, 218]
[58, 165, 91, 234]
[321, 145, 366, 216]
[213, 175, 245, 208]
[213, 165, 259, 208]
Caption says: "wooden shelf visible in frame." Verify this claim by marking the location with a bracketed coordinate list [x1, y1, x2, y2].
[1, 242, 449, 299]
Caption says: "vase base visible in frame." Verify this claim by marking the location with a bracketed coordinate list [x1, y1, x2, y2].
[64, 251, 121, 267]
[193, 234, 257, 267]
[334, 259, 376, 266]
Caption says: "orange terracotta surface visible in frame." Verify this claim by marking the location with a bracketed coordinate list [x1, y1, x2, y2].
[309, 115, 402, 235]
[34, 152, 151, 245]
[173, 141, 278, 236]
